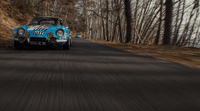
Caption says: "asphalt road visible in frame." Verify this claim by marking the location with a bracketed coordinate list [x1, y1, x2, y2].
[0, 38, 200, 111]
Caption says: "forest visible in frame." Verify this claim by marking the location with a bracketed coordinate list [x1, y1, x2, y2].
[0, 0, 200, 47]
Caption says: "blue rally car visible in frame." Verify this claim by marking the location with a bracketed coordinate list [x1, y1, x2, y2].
[75, 34, 81, 38]
[13, 16, 72, 50]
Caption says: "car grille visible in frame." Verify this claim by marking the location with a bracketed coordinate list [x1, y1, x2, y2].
[30, 37, 47, 42]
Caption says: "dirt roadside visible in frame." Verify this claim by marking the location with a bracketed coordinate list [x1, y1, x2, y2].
[84, 38, 200, 70]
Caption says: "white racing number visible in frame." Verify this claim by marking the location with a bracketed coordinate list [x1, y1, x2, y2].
[34, 31, 44, 35]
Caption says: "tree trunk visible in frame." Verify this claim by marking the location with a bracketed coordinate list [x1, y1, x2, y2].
[172, 0, 181, 45]
[118, 12, 122, 42]
[133, 0, 139, 44]
[124, 0, 132, 43]
[106, 0, 109, 41]
[100, 0, 105, 40]
[163, 0, 173, 45]
[175, 0, 185, 45]
[155, 0, 163, 45]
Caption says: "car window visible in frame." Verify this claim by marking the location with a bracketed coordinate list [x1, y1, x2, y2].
[28, 18, 59, 26]
[40, 20, 55, 25]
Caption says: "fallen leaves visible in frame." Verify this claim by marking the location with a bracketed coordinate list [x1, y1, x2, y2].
[85, 38, 200, 69]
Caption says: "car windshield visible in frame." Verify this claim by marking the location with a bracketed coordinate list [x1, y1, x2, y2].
[28, 17, 58, 26]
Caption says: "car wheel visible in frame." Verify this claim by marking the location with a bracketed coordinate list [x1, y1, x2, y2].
[63, 39, 70, 50]
[70, 39, 72, 47]
[14, 41, 24, 50]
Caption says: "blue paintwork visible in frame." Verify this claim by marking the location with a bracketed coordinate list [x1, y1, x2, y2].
[13, 21, 70, 46]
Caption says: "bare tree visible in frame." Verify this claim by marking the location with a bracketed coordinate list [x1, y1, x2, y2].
[163, 0, 173, 45]
[124, 0, 132, 43]
[154, 0, 163, 45]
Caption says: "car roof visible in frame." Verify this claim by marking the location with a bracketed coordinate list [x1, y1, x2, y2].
[34, 16, 62, 20]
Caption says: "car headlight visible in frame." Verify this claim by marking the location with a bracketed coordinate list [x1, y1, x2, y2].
[48, 33, 54, 38]
[24, 32, 30, 38]
[17, 28, 25, 35]
[56, 30, 64, 37]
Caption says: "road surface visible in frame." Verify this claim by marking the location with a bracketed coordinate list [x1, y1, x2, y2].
[0, 38, 200, 111]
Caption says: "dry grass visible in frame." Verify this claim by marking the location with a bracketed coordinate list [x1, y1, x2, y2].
[84, 38, 200, 69]
[0, 0, 32, 48]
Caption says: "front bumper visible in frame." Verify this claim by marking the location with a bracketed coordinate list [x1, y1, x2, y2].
[14, 37, 67, 46]
[56, 40, 67, 42]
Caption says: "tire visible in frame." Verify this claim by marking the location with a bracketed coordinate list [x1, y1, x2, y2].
[70, 39, 72, 47]
[63, 39, 70, 50]
[14, 41, 24, 50]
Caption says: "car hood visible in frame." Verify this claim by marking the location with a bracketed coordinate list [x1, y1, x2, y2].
[25, 25, 65, 37]
[27, 25, 55, 31]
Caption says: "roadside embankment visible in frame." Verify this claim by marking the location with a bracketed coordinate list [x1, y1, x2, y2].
[84, 38, 200, 69]
[0, 0, 32, 49]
